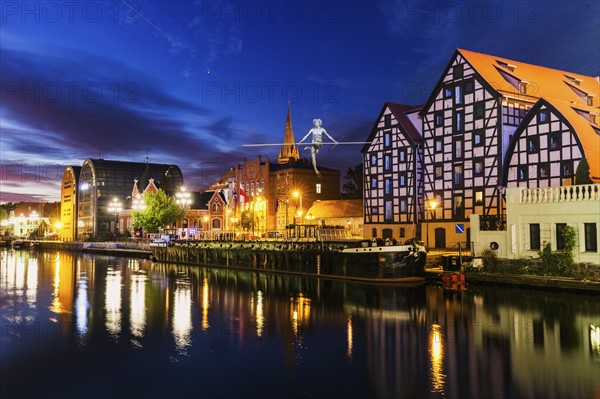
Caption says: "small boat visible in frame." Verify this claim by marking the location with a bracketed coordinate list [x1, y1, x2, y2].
[341, 238, 427, 279]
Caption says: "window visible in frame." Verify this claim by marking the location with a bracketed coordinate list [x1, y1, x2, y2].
[384, 178, 392, 195]
[444, 85, 453, 98]
[384, 131, 392, 147]
[434, 112, 444, 127]
[539, 163, 549, 178]
[384, 154, 391, 171]
[371, 177, 377, 188]
[464, 80, 474, 93]
[556, 223, 567, 250]
[455, 111, 464, 131]
[435, 139, 443, 152]
[385, 201, 393, 220]
[561, 161, 573, 177]
[454, 138, 463, 159]
[400, 200, 407, 213]
[538, 110, 549, 123]
[399, 173, 407, 187]
[316, 183, 322, 194]
[399, 227, 406, 238]
[474, 158, 484, 175]
[474, 129, 484, 146]
[475, 190, 483, 205]
[399, 150, 406, 162]
[370, 154, 377, 166]
[518, 166, 527, 180]
[212, 219, 221, 229]
[371, 207, 378, 214]
[530, 224, 541, 250]
[584, 223, 597, 252]
[213, 203, 220, 212]
[474, 102, 485, 119]
[527, 137, 539, 153]
[519, 81, 528, 94]
[371, 228, 377, 238]
[549, 133, 561, 150]
[453, 195, 464, 218]
[434, 164, 443, 179]
[384, 114, 391, 127]
[453, 64, 464, 80]
[454, 164, 463, 186]
[455, 85, 464, 105]
[587, 96, 594, 106]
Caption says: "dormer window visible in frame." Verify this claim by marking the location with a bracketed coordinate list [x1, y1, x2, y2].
[587, 95, 594, 106]
[565, 75, 583, 86]
[519, 81, 528, 95]
[567, 82, 590, 103]
[496, 68, 520, 91]
[497, 60, 517, 72]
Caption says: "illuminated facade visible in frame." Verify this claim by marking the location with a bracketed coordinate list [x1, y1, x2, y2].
[60, 159, 183, 240]
[364, 49, 600, 248]
[60, 166, 80, 241]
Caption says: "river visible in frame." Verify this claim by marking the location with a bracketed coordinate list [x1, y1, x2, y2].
[1, 249, 599, 398]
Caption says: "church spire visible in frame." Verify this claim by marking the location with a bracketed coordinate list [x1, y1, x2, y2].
[278, 100, 299, 164]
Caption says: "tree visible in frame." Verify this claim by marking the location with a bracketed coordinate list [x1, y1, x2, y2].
[240, 209, 256, 232]
[575, 158, 593, 184]
[341, 163, 363, 199]
[0, 202, 20, 221]
[132, 189, 184, 233]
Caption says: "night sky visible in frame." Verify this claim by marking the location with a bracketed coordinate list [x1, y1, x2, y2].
[1, 0, 599, 202]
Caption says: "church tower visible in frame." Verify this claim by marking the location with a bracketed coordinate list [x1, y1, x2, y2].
[278, 102, 300, 164]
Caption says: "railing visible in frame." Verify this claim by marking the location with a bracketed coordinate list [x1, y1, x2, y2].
[316, 228, 352, 241]
[519, 184, 600, 204]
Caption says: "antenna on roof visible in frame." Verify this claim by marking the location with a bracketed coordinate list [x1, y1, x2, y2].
[145, 154, 150, 163]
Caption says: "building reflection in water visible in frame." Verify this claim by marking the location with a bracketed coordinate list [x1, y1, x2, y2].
[26, 257, 38, 309]
[105, 265, 122, 339]
[75, 259, 90, 341]
[255, 290, 264, 337]
[129, 259, 147, 341]
[290, 293, 311, 337]
[172, 276, 192, 354]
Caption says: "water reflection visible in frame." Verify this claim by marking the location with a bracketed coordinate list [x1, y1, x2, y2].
[1, 250, 600, 399]
[172, 277, 192, 354]
[105, 265, 122, 339]
[129, 260, 147, 340]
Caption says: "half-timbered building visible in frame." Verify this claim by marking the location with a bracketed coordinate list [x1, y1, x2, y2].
[362, 102, 423, 240]
[419, 48, 599, 248]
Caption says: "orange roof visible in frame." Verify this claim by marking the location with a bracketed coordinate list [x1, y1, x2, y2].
[459, 49, 600, 181]
[458, 49, 599, 112]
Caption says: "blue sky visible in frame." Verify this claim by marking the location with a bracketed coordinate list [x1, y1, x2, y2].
[1, 0, 599, 202]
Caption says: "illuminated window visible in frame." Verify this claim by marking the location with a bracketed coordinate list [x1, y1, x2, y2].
[316, 183, 321, 194]
[475, 190, 483, 205]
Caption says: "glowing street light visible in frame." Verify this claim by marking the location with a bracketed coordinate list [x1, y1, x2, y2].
[107, 197, 122, 238]
[176, 186, 192, 235]
[426, 199, 438, 250]
[293, 190, 303, 224]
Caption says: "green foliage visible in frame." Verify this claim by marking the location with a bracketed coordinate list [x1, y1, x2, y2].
[341, 163, 363, 199]
[132, 189, 184, 233]
[575, 158, 592, 184]
[539, 225, 576, 276]
[0, 202, 20, 220]
[481, 248, 498, 272]
[122, 230, 131, 238]
[240, 209, 255, 232]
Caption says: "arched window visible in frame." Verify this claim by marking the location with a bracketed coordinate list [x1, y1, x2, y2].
[213, 203, 220, 212]
[212, 218, 221, 229]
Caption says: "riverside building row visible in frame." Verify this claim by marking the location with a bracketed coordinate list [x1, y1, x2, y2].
[363, 48, 599, 254]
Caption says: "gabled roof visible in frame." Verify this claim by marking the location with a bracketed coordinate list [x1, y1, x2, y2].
[543, 98, 600, 181]
[458, 49, 599, 112]
[362, 102, 422, 153]
[306, 199, 363, 219]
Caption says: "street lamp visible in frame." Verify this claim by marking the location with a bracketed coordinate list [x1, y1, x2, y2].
[293, 190, 302, 223]
[107, 197, 122, 239]
[425, 199, 438, 251]
[176, 186, 192, 233]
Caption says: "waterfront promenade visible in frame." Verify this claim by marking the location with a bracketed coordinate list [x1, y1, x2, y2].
[5, 239, 600, 294]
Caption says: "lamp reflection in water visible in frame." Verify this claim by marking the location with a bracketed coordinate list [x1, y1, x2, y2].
[346, 315, 353, 360]
[202, 277, 210, 331]
[129, 260, 147, 340]
[26, 257, 38, 308]
[290, 293, 311, 337]
[255, 291, 264, 337]
[105, 265, 122, 339]
[50, 254, 62, 317]
[429, 323, 446, 393]
[172, 280, 192, 354]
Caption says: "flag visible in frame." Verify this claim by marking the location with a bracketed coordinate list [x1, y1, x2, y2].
[232, 187, 238, 204]
[239, 187, 246, 203]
